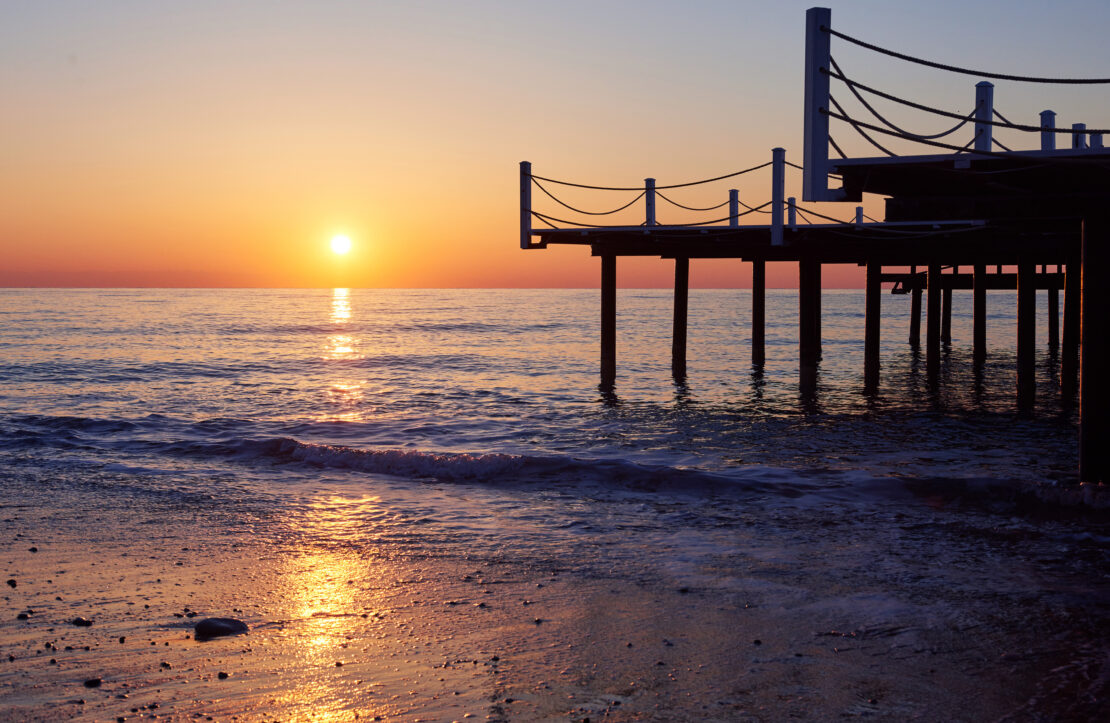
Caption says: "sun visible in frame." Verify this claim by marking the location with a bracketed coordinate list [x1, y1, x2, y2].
[330, 235, 352, 255]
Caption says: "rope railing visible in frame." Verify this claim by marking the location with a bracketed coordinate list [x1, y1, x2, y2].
[825, 67, 1110, 136]
[531, 179, 645, 216]
[528, 161, 773, 192]
[655, 191, 731, 212]
[829, 95, 897, 156]
[530, 202, 773, 230]
[822, 25, 1110, 84]
[830, 57, 974, 140]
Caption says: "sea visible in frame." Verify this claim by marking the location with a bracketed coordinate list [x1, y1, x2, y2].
[1, 287, 1107, 717]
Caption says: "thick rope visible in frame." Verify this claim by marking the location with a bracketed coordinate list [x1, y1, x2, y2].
[825, 68, 1110, 136]
[830, 95, 897, 156]
[823, 26, 1110, 84]
[831, 57, 973, 140]
[655, 191, 731, 212]
[532, 179, 645, 216]
[531, 202, 772, 229]
[529, 161, 772, 192]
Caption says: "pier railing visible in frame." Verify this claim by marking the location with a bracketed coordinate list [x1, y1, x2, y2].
[803, 6, 1110, 201]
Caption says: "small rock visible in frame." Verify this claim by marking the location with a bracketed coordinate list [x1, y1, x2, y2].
[194, 617, 248, 641]
[677, 587, 691, 594]
[160, 662, 171, 669]
[119, 636, 126, 644]
[49, 658, 57, 665]
[217, 671, 229, 680]
[28, 547, 37, 553]
[335, 661, 343, 667]
[533, 618, 543, 625]
[5, 579, 16, 589]
[84, 678, 102, 688]
[71, 617, 93, 627]
[753, 639, 762, 646]
[16, 613, 28, 620]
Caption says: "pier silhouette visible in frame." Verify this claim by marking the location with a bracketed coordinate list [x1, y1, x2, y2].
[520, 7, 1109, 485]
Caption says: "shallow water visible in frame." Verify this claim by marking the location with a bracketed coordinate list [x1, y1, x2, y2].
[0, 288, 1106, 719]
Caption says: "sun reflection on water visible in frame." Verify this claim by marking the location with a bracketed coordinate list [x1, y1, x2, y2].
[324, 288, 366, 421]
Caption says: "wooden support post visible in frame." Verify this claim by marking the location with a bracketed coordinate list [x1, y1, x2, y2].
[672, 257, 689, 378]
[600, 253, 616, 385]
[1072, 124, 1088, 150]
[864, 261, 881, 389]
[926, 262, 942, 379]
[974, 82, 994, 152]
[909, 265, 921, 348]
[1081, 214, 1110, 482]
[941, 281, 953, 345]
[973, 263, 987, 364]
[729, 190, 739, 227]
[645, 178, 657, 226]
[800, 259, 819, 389]
[1017, 260, 1036, 411]
[771, 148, 785, 245]
[814, 262, 822, 359]
[1040, 110, 1056, 151]
[1048, 271, 1060, 351]
[1063, 256, 1080, 393]
[752, 259, 766, 367]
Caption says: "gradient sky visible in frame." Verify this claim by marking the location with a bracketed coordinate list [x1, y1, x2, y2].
[3, 0, 1108, 288]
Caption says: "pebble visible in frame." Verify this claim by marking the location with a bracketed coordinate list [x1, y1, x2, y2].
[5, 579, 15, 588]
[194, 617, 249, 641]
[16, 613, 28, 621]
[84, 678, 102, 688]
[28, 547, 37, 553]
[71, 617, 93, 627]
[218, 671, 229, 680]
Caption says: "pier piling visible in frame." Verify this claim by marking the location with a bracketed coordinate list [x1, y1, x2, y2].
[1048, 265, 1060, 350]
[752, 259, 766, 367]
[799, 259, 820, 388]
[1017, 260, 1037, 410]
[672, 257, 689, 378]
[601, 254, 616, 385]
[973, 263, 987, 364]
[864, 261, 881, 389]
[1063, 257, 1080, 394]
[1080, 214, 1110, 483]
[909, 266, 922, 348]
[926, 263, 942, 379]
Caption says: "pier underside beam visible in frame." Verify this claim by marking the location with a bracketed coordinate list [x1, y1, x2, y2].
[941, 283, 953, 345]
[672, 257, 689, 379]
[973, 263, 987, 364]
[864, 261, 881, 389]
[1080, 214, 1110, 483]
[752, 259, 766, 367]
[926, 263, 942, 379]
[1048, 268, 1060, 351]
[1017, 260, 1036, 411]
[601, 253, 616, 385]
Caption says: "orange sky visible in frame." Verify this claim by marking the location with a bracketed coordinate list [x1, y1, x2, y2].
[2, 1, 1107, 288]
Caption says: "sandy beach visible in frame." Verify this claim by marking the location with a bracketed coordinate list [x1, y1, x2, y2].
[3, 467, 1107, 722]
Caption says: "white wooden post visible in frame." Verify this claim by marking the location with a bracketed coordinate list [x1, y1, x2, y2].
[974, 82, 994, 152]
[729, 189, 739, 227]
[1091, 132, 1104, 149]
[772, 148, 785, 245]
[1073, 124, 1088, 150]
[803, 7, 842, 202]
[1040, 110, 1056, 151]
[520, 161, 532, 249]
[645, 178, 656, 226]
[855, 206, 864, 225]
[788, 197, 797, 229]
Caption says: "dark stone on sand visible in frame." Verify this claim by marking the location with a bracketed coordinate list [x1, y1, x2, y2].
[84, 678, 102, 688]
[119, 636, 126, 644]
[677, 587, 691, 594]
[70, 617, 93, 627]
[6, 579, 15, 588]
[29, 547, 37, 552]
[49, 658, 56, 664]
[335, 661, 343, 667]
[218, 671, 229, 680]
[533, 618, 543, 624]
[16, 613, 28, 620]
[194, 617, 248, 641]
[753, 639, 762, 645]
[160, 661, 171, 669]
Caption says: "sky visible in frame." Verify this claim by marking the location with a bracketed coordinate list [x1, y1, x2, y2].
[2, 0, 1108, 288]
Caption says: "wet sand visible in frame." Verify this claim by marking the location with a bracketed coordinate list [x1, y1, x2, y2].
[2, 481, 1108, 722]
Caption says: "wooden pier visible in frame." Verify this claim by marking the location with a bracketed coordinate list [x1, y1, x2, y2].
[519, 7, 1110, 485]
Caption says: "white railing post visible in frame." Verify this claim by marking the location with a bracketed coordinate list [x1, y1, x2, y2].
[803, 6, 838, 202]
[520, 161, 532, 249]
[788, 197, 797, 229]
[729, 189, 739, 227]
[1040, 110, 1056, 151]
[1073, 123, 1088, 150]
[855, 206, 864, 225]
[645, 178, 656, 226]
[772, 147, 785, 245]
[1091, 132, 1104, 149]
[974, 81, 994, 152]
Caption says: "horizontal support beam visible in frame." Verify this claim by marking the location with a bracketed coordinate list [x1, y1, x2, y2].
[883, 272, 1064, 291]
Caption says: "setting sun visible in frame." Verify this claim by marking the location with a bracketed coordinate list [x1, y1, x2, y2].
[330, 235, 352, 255]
